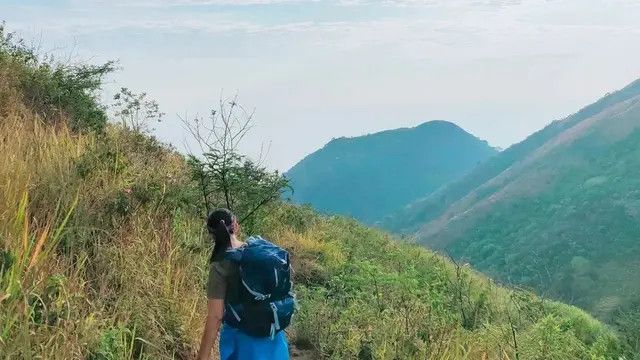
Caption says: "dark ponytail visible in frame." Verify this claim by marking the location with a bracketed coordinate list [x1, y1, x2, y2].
[207, 208, 236, 262]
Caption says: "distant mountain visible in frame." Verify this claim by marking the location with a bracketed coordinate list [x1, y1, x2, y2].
[383, 79, 640, 234]
[387, 79, 640, 326]
[286, 120, 497, 224]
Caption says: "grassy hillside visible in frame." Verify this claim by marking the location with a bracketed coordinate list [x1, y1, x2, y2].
[286, 121, 496, 224]
[395, 79, 640, 353]
[0, 30, 631, 359]
[382, 79, 640, 233]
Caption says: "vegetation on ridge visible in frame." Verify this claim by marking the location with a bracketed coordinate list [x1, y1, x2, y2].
[286, 120, 497, 224]
[382, 78, 640, 235]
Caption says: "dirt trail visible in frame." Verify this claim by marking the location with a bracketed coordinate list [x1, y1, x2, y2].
[289, 344, 317, 359]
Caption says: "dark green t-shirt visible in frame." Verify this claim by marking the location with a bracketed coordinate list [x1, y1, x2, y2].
[206, 256, 240, 302]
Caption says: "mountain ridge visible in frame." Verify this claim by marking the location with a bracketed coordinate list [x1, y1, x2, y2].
[286, 120, 497, 224]
[382, 78, 640, 233]
[421, 93, 640, 247]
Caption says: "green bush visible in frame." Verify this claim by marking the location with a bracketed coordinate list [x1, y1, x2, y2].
[0, 25, 114, 132]
[613, 301, 640, 357]
[91, 326, 140, 360]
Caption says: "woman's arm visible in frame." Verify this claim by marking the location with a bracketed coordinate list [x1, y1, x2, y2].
[197, 299, 225, 360]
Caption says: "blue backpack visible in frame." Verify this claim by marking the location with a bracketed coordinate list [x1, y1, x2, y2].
[223, 236, 297, 338]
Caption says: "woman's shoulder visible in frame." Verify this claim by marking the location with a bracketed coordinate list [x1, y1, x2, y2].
[210, 257, 235, 276]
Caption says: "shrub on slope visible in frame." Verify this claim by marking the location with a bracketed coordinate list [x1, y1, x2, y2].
[0, 25, 114, 132]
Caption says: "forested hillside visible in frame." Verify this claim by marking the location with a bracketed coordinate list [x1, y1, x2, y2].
[382, 79, 640, 234]
[287, 121, 496, 224]
[0, 28, 632, 359]
[391, 78, 640, 353]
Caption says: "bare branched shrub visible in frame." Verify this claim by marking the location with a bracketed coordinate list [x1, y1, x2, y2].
[181, 93, 290, 227]
[111, 87, 164, 133]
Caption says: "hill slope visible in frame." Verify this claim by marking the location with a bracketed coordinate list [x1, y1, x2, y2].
[0, 30, 630, 359]
[286, 121, 497, 224]
[1, 113, 625, 359]
[391, 79, 640, 335]
[383, 79, 640, 233]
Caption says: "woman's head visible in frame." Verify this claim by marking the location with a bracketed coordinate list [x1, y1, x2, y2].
[207, 208, 238, 260]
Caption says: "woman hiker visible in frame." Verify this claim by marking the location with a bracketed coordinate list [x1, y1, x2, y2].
[197, 208, 291, 360]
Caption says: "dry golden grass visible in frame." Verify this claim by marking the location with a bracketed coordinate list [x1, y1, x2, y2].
[0, 93, 208, 358]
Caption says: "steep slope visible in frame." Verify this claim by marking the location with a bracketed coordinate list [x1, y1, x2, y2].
[383, 79, 640, 233]
[286, 121, 497, 224]
[398, 79, 640, 328]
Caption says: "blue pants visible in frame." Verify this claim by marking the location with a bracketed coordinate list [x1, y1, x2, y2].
[220, 324, 289, 360]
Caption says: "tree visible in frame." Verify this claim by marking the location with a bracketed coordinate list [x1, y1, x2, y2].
[181, 93, 290, 226]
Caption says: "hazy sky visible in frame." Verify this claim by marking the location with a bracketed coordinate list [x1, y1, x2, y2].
[3, 0, 640, 170]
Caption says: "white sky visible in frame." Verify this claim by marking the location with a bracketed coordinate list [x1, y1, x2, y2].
[3, 0, 640, 170]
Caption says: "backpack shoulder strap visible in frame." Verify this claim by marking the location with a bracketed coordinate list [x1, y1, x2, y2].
[224, 236, 260, 263]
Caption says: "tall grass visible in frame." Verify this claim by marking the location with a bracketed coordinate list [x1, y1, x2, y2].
[0, 106, 90, 357]
[0, 191, 76, 354]
[0, 99, 205, 358]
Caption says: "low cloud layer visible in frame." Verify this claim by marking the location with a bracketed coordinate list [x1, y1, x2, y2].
[3, 0, 640, 170]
